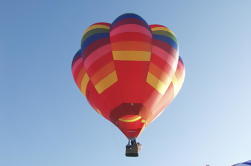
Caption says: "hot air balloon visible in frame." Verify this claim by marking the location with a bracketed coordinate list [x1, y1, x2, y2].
[233, 161, 251, 166]
[71, 13, 185, 157]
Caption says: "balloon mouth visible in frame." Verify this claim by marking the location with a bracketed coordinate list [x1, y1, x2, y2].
[109, 103, 143, 121]
[119, 115, 143, 122]
[116, 115, 146, 138]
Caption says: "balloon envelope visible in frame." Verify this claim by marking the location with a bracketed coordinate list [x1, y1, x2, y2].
[72, 13, 185, 138]
[233, 161, 251, 166]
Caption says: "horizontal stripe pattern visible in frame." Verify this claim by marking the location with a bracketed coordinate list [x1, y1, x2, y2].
[172, 57, 185, 96]
[81, 33, 109, 50]
[95, 71, 118, 94]
[90, 62, 115, 84]
[145, 24, 180, 94]
[75, 69, 86, 89]
[150, 24, 178, 51]
[110, 24, 151, 37]
[151, 30, 177, 42]
[148, 63, 172, 83]
[111, 41, 151, 51]
[151, 46, 178, 70]
[151, 26, 175, 36]
[80, 73, 90, 95]
[85, 52, 113, 76]
[146, 72, 172, 95]
[87, 58, 118, 94]
[72, 54, 83, 83]
[72, 50, 87, 90]
[80, 23, 118, 94]
[147, 21, 180, 93]
[72, 49, 82, 67]
[83, 24, 110, 35]
[152, 39, 177, 55]
[83, 38, 110, 56]
[112, 51, 151, 61]
[82, 28, 109, 41]
[81, 23, 111, 58]
[146, 56, 184, 95]
[146, 60, 176, 95]
[110, 32, 151, 43]
[84, 44, 112, 69]
[149, 25, 179, 95]
[152, 34, 177, 49]
[110, 13, 152, 61]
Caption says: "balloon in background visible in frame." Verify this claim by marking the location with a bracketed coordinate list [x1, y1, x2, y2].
[233, 161, 251, 166]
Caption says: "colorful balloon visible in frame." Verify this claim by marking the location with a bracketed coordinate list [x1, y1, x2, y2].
[233, 161, 251, 166]
[72, 13, 185, 141]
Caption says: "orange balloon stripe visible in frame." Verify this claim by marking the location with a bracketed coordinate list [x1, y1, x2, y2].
[80, 73, 90, 96]
[151, 56, 174, 78]
[86, 52, 113, 76]
[90, 62, 115, 84]
[148, 63, 173, 83]
[94, 71, 118, 94]
[150, 53, 171, 70]
[84, 44, 112, 69]
[76, 69, 86, 88]
[149, 63, 164, 79]
[152, 46, 177, 60]
[152, 46, 178, 70]
[146, 72, 171, 95]
[111, 41, 151, 51]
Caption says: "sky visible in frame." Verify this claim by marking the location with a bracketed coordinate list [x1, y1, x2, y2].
[1, 0, 251, 166]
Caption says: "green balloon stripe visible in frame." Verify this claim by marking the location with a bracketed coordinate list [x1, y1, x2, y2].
[82, 28, 110, 41]
[152, 30, 177, 42]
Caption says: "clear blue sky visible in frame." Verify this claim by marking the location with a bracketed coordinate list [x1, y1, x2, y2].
[1, 0, 251, 166]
